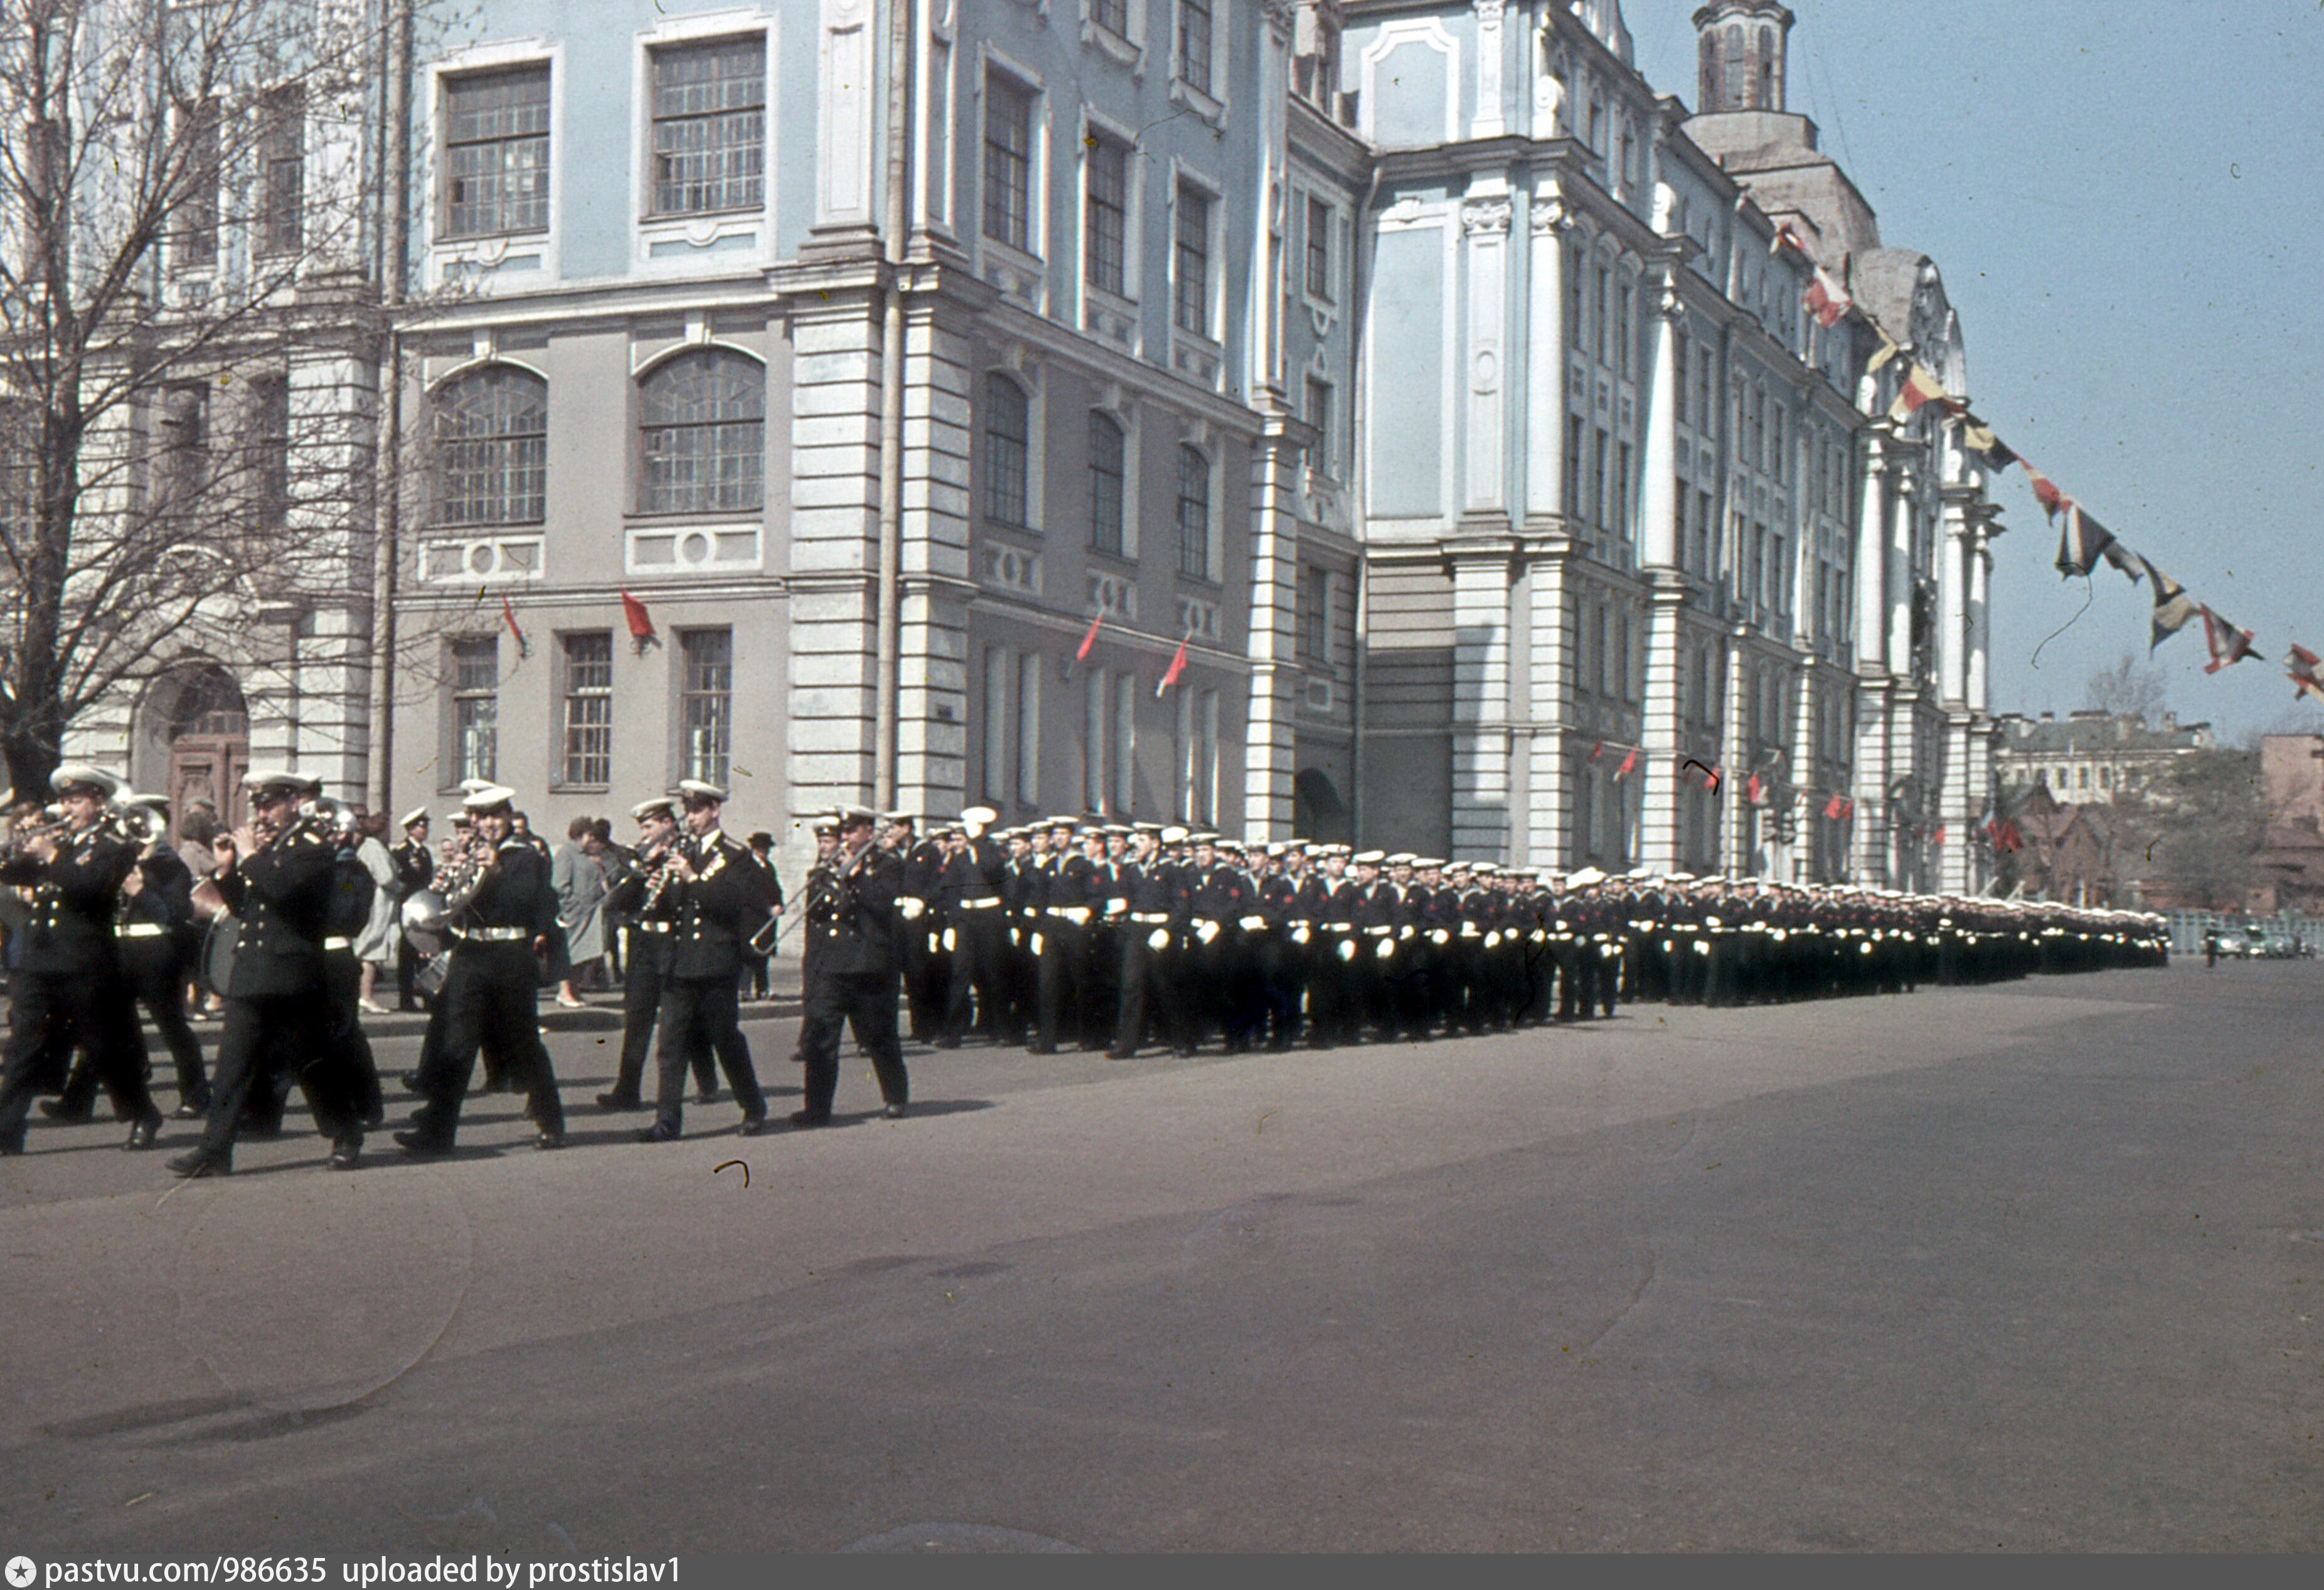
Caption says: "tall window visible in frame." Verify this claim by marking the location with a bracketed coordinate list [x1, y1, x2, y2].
[650, 36, 765, 215]
[639, 349, 764, 513]
[1015, 652, 1042, 806]
[1087, 411, 1125, 555]
[680, 629, 732, 785]
[1175, 444, 1211, 580]
[450, 638, 499, 784]
[1305, 195, 1332, 299]
[153, 384, 208, 515]
[444, 67, 551, 238]
[1175, 686, 1218, 824]
[178, 99, 220, 267]
[1173, 183, 1211, 335]
[259, 87, 304, 255]
[1305, 377, 1335, 477]
[1178, 0, 1214, 95]
[1298, 564, 1330, 663]
[1084, 670, 1107, 812]
[982, 648, 1009, 802]
[983, 373, 1030, 527]
[1085, 134, 1128, 296]
[433, 366, 547, 526]
[247, 375, 290, 529]
[1112, 671, 1136, 816]
[561, 632, 612, 786]
[983, 74, 1035, 253]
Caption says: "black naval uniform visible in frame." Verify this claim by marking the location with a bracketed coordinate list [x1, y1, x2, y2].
[1107, 854, 1187, 1059]
[596, 846, 717, 1108]
[0, 824, 154, 1151]
[796, 840, 909, 1121]
[403, 836, 567, 1150]
[1035, 847, 1097, 1053]
[897, 836, 946, 1042]
[646, 828, 773, 1136]
[177, 821, 363, 1170]
[937, 838, 1008, 1047]
[55, 837, 206, 1117]
[390, 833, 435, 1009]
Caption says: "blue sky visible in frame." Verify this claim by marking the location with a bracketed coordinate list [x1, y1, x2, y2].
[1629, 1, 2324, 745]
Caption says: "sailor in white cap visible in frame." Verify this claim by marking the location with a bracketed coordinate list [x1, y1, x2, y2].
[792, 803, 911, 1124]
[634, 774, 772, 1141]
[390, 806, 437, 1010]
[934, 808, 1008, 1047]
[165, 767, 365, 1176]
[0, 763, 160, 1157]
[596, 794, 717, 1112]
[393, 783, 570, 1158]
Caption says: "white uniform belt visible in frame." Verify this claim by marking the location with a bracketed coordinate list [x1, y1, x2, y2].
[117, 924, 169, 939]
[322, 936, 353, 951]
[956, 897, 1001, 909]
[1324, 922, 1354, 933]
[454, 926, 530, 942]
[632, 920, 673, 934]
[1129, 912, 1171, 924]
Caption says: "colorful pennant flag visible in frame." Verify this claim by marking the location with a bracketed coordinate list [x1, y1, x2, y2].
[1996, 819, 2024, 853]
[2141, 558, 2199, 653]
[499, 595, 530, 659]
[2054, 503, 2117, 579]
[2200, 606, 2257, 675]
[1932, 823, 1948, 846]
[1887, 364, 1954, 424]
[1961, 422, 2018, 475]
[1823, 792, 1853, 821]
[1075, 610, 1104, 663]
[1803, 265, 1851, 328]
[2289, 646, 2324, 705]
[1154, 636, 1190, 698]
[620, 590, 659, 655]
[1587, 740, 1605, 764]
[2025, 468, 2066, 520]
[1614, 746, 1638, 781]
[1744, 772, 1764, 807]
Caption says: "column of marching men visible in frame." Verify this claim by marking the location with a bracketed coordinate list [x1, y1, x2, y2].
[0, 764, 2173, 1173]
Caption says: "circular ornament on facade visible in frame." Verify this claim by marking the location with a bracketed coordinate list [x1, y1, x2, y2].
[680, 531, 713, 565]
[467, 544, 494, 575]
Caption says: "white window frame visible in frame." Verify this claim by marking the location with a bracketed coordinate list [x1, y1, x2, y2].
[977, 51, 1048, 266]
[1168, 164, 1222, 343]
[1169, 0, 1227, 126]
[631, 13, 777, 272]
[424, 40, 565, 288]
[1080, 0, 1145, 70]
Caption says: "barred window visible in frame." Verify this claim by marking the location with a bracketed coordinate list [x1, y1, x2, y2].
[433, 366, 546, 526]
[258, 86, 304, 256]
[1085, 134, 1129, 296]
[1304, 195, 1331, 299]
[983, 373, 1030, 527]
[1092, 0, 1129, 34]
[651, 37, 765, 215]
[639, 349, 764, 514]
[450, 638, 499, 784]
[983, 74, 1035, 253]
[178, 99, 221, 267]
[1087, 411, 1125, 556]
[1173, 183, 1210, 335]
[1304, 376, 1334, 478]
[1297, 564, 1329, 663]
[1178, 0, 1213, 95]
[680, 629, 732, 786]
[561, 632, 612, 787]
[247, 375, 290, 530]
[1175, 444, 1211, 581]
[444, 66, 551, 238]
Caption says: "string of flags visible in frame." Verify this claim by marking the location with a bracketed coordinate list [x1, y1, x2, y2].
[1769, 223, 2315, 706]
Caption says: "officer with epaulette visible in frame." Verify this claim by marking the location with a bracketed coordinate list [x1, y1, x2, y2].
[634, 779, 770, 1141]
[794, 804, 909, 1123]
[396, 784, 567, 1158]
[597, 795, 711, 1110]
[0, 766, 157, 1156]
[388, 808, 435, 1010]
[168, 769, 361, 1176]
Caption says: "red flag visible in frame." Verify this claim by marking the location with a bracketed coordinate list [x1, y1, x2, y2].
[1744, 772, 1764, 806]
[1886, 364, 1955, 424]
[1614, 746, 1638, 781]
[1075, 610, 1104, 663]
[500, 595, 530, 659]
[1154, 636, 1189, 698]
[1802, 265, 1850, 328]
[2200, 606, 2257, 675]
[1823, 792, 1852, 821]
[1997, 819, 2024, 854]
[1587, 740, 1604, 764]
[620, 590, 659, 654]
[2025, 469, 2065, 520]
[1932, 823, 1947, 846]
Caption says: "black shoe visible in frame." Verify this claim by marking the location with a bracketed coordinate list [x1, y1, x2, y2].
[401, 1070, 426, 1094]
[786, 1109, 831, 1128]
[1027, 1043, 1057, 1055]
[124, 1112, 163, 1151]
[174, 1086, 213, 1118]
[1173, 1045, 1198, 1058]
[596, 1092, 646, 1111]
[932, 1037, 961, 1050]
[695, 1089, 718, 1105]
[535, 1129, 566, 1150]
[245, 1119, 284, 1141]
[1106, 1048, 1136, 1060]
[168, 1148, 231, 1178]
[326, 1136, 362, 1171]
[880, 1102, 909, 1120]
[635, 1121, 681, 1143]
[39, 1099, 93, 1124]
[393, 1130, 451, 1158]
[0, 1133, 23, 1156]
[737, 1115, 767, 1137]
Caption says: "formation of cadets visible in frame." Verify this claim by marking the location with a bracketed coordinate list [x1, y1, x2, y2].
[0, 764, 2170, 1173]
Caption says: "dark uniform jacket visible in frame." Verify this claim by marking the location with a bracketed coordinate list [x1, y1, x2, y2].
[666, 831, 779, 981]
[449, 838, 557, 940]
[806, 843, 903, 976]
[0, 825, 137, 975]
[390, 837, 435, 900]
[216, 824, 336, 997]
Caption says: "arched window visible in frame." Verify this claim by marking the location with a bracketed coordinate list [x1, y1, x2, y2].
[1175, 444, 1211, 580]
[1088, 412, 1126, 555]
[433, 365, 547, 526]
[639, 348, 764, 514]
[984, 373, 1030, 527]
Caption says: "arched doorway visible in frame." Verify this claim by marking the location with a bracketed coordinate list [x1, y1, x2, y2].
[146, 665, 248, 838]
[1293, 766, 1352, 846]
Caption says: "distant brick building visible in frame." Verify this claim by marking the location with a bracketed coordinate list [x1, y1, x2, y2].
[1994, 709, 2212, 805]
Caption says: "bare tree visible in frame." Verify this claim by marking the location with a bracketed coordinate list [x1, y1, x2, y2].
[2081, 653, 2168, 727]
[0, 0, 407, 796]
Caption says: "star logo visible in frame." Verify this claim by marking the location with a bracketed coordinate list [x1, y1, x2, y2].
[8, 1557, 38, 1588]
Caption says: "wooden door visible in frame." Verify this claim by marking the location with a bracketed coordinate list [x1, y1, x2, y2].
[168, 735, 248, 840]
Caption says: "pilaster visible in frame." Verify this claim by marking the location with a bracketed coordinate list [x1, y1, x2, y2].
[1449, 538, 1512, 860]
[1637, 570, 1687, 872]
[1243, 419, 1311, 839]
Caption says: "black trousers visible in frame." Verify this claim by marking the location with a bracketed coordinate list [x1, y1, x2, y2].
[653, 974, 765, 1130]
[902, 918, 944, 1038]
[1111, 926, 1185, 1055]
[797, 969, 907, 1118]
[0, 969, 152, 1140]
[397, 931, 426, 1009]
[606, 937, 715, 1102]
[325, 951, 386, 1126]
[942, 912, 1007, 1043]
[56, 939, 206, 1112]
[411, 941, 564, 1142]
[195, 991, 358, 1154]
[1034, 920, 1087, 1050]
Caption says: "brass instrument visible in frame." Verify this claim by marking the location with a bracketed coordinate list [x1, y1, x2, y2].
[635, 835, 683, 914]
[0, 815, 71, 865]
[432, 829, 495, 914]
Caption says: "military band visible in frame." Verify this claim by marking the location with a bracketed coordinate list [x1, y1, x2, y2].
[0, 767, 2173, 1175]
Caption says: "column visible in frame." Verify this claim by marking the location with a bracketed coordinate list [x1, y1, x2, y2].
[1523, 188, 1570, 525]
[1528, 555, 1576, 868]
[1855, 430, 1889, 672]
[895, 287, 977, 818]
[1450, 547, 1511, 861]
[1461, 190, 1512, 515]
[1639, 270, 1680, 569]
[1471, 0, 1506, 139]
[1638, 579, 1685, 872]
[1719, 633, 1746, 873]
[1244, 424, 1306, 838]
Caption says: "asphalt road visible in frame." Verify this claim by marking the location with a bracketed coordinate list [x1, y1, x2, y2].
[4, 961, 2322, 1552]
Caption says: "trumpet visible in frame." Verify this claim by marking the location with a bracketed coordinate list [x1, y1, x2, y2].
[1, 814, 70, 863]
[434, 829, 495, 912]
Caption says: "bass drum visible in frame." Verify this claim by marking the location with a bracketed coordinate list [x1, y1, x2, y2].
[200, 914, 238, 998]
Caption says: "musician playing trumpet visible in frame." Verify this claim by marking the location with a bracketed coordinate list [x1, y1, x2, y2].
[593, 794, 714, 1112]
[0, 766, 159, 1156]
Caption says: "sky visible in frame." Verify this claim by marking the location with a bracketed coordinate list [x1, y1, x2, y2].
[1629, 1, 2324, 747]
